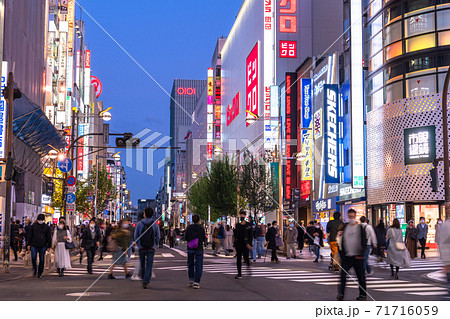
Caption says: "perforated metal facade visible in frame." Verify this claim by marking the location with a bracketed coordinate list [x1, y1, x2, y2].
[367, 93, 449, 205]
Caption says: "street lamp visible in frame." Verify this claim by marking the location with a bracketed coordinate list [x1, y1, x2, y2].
[48, 149, 58, 159]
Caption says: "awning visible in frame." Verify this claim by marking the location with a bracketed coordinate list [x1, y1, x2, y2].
[12, 83, 66, 157]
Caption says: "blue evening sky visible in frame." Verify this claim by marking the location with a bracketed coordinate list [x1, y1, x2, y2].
[76, 0, 243, 204]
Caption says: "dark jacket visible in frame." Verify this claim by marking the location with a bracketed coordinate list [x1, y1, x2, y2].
[28, 223, 52, 248]
[81, 227, 102, 249]
[296, 226, 305, 242]
[326, 218, 343, 242]
[10, 224, 20, 244]
[306, 225, 315, 244]
[234, 222, 253, 249]
[266, 226, 278, 250]
[405, 227, 418, 242]
[312, 226, 324, 247]
[374, 224, 387, 247]
[185, 224, 206, 251]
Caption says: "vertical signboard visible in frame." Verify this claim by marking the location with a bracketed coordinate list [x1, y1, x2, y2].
[0, 61, 7, 159]
[324, 84, 339, 184]
[57, 25, 67, 112]
[246, 43, 259, 126]
[226, 92, 239, 126]
[207, 68, 214, 159]
[67, 0, 75, 52]
[350, 0, 365, 189]
[264, 0, 275, 149]
[84, 50, 91, 105]
[301, 79, 313, 181]
[285, 73, 298, 200]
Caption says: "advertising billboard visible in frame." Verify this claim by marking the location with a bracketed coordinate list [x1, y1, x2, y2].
[245, 42, 259, 126]
[0, 61, 8, 159]
[324, 84, 339, 184]
[285, 73, 298, 200]
[404, 126, 436, 165]
[301, 79, 313, 181]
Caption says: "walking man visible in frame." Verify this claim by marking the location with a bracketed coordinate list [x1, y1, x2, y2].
[360, 216, 377, 275]
[27, 214, 52, 278]
[134, 207, 160, 289]
[337, 209, 367, 301]
[185, 214, 206, 289]
[417, 216, 428, 259]
[234, 210, 253, 279]
[80, 219, 101, 274]
[327, 212, 343, 271]
[284, 221, 298, 259]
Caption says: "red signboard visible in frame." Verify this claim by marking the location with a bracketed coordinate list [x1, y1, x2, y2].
[90, 76, 102, 98]
[207, 142, 213, 159]
[285, 73, 298, 200]
[177, 87, 196, 95]
[227, 92, 240, 126]
[215, 125, 221, 139]
[300, 180, 311, 197]
[280, 40, 297, 58]
[85, 50, 91, 68]
[64, 128, 71, 153]
[279, 0, 297, 33]
[246, 43, 258, 126]
[78, 137, 84, 171]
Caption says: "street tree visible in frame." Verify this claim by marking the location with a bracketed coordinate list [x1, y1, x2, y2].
[238, 151, 275, 218]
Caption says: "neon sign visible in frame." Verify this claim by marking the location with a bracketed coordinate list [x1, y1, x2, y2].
[227, 92, 240, 126]
[279, 0, 297, 33]
[176, 87, 196, 95]
[246, 43, 258, 126]
[280, 41, 297, 58]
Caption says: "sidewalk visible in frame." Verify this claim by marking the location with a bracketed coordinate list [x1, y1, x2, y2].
[0, 252, 33, 282]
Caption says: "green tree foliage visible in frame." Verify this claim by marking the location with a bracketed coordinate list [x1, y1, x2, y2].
[187, 157, 238, 221]
[238, 151, 275, 218]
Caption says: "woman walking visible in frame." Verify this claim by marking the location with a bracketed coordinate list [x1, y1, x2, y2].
[224, 224, 234, 256]
[266, 221, 280, 263]
[405, 220, 418, 259]
[312, 223, 324, 263]
[108, 219, 132, 279]
[374, 221, 387, 262]
[185, 214, 206, 289]
[386, 219, 410, 279]
[52, 220, 72, 277]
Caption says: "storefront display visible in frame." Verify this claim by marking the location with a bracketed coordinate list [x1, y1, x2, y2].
[342, 202, 366, 222]
[414, 204, 439, 244]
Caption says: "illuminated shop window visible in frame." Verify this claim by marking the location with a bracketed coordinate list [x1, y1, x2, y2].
[370, 32, 383, 57]
[385, 41, 403, 60]
[406, 74, 436, 97]
[408, 56, 432, 72]
[439, 30, 450, 46]
[370, 50, 384, 71]
[368, 0, 383, 19]
[405, 33, 435, 52]
[384, 21, 402, 45]
[437, 10, 450, 30]
[371, 88, 384, 109]
[404, 12, 435, 38]
[385, 80, 403, 103]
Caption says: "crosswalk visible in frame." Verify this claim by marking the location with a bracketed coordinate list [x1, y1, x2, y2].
[372, 258, 444, 272]
[154, 262, 448, 297]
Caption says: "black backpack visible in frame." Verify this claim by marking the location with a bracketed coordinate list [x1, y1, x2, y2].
[140, 222, 155, 249]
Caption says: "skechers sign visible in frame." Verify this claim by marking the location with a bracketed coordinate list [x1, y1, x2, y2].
[324, 84, 339, 184]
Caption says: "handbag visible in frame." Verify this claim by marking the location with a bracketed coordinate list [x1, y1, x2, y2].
[187, 238, 199, 250]
[395, 242, 405, 251]
[65, 241, 76, 250]
[23, 251, 31, 268]
[107, 236, 118, 252]
[44, 251, 53, 270]
[275, 236, 283, 247]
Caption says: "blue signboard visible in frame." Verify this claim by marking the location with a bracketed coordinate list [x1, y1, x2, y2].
[58, 158, 73, 173]
[66, 192, 76, 204]
[301, 78, 312, 128]
[324, 84, 339, 184]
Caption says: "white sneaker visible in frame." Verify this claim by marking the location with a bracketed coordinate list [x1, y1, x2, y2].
[189, 281, 194, 287]
[131, 275, 140, 281]
[193, 282, 200, 289]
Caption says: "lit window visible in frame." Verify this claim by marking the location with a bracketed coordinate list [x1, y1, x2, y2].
[406, 74, 436, 97]
[385, 41, 403, 60]
[437, 10, 450, 30]
[368, 0, 382, 19]
[405, 34, 435, 52]
[370, 50, 383, 72]
[404, 12, 435, 38]
[369, 15, 383, 38]
[439, 30, 450, 46]
[384, 21, 402, 45]
[371, 72, 384, 92]
[371, 89, 384, 109]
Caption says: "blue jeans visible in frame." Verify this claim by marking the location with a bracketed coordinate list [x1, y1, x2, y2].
[139, 249, 155, 284]
[31, 246, 47, 276]
[364, 245, 372, 273]
[313, 245, 320, 261]
[187, 250, 204, 283]
[252, 237, 264, 260]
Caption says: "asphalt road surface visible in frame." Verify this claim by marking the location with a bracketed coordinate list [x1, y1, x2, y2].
[0, 245, 447, 301]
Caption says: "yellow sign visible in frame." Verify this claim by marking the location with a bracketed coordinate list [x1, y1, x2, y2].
[207, 78, 213, 96]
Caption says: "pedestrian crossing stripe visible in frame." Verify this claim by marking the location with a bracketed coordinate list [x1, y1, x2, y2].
[407, 291, 449, 296]
[376, 287, 448, 292]
[347, 283, 432, 288]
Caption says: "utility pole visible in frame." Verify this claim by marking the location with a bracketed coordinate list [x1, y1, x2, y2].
[441, 67, 450, 220]
[3, 72, 15, 273]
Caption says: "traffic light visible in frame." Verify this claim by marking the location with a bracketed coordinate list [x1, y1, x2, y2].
[292, 188, 300, 204]
[115, 132, 140, 147]
[46, 181, 54, 196]
[430, 167, 438, 192]
[4, 156, 14, 181]
[2, 87, 22, 100]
